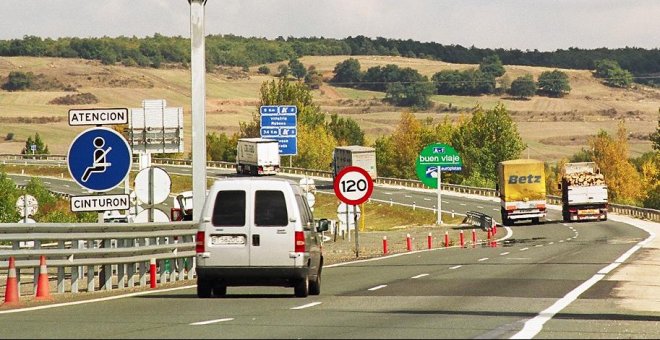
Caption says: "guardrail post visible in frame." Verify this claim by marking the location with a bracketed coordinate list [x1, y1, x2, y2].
[57, 240, 65, 293]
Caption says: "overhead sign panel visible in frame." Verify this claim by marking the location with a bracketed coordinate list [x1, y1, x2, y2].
[260, 105, 297, 115]
[68, 108, 129, 126]
[71, 194, 130, 212]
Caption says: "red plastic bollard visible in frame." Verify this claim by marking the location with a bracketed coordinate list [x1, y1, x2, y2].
[149, 258, 157, 289]
[444, 231, 449, 248]
[493, 224, 497, 235]
[383, 236, 388, 254]
[472, 229, 477, 247]
[459, 230, 465, 248]
[406, 234, 412, 251]
[427, 233, 432, 249]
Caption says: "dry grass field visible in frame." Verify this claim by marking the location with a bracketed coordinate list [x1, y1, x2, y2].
[0, 55, 657, 162]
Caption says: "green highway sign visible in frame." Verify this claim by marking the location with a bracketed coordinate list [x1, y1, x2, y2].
[415, 143, 463, 188]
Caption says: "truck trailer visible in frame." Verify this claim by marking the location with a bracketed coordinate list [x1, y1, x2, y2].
[497, 159, 547, 226]
[332, 146, 377, 180]
[236, 138, 281, 176]
[559, 162, 608, 222]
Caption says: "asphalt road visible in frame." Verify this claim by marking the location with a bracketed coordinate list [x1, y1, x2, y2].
[3, 165, 659, 338]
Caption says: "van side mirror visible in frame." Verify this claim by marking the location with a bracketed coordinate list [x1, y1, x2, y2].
[316, 218, 330, 232]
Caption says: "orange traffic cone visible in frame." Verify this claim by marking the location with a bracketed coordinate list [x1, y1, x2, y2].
[35, 256, 52, 300]
[3, 257, 20, 305]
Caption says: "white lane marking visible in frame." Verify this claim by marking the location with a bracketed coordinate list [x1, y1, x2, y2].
[477, 206, 484, 209]
[511, 216, 657, 339]
[404, 195, 412, 198]
[548, 242, 554, 245]
[449, 265, 462, 270]
[478, 257, 489, 262]
[63, 184, 70, 187]
[500, 252, 510, 256]
[559, 240, 564, 243]
[493, 208, 499, 211]
[520, 247, 529, 251]
[411, 273, 429, 279]
[460, 203, 466, 206]
[384, 192, 393, 195]
[566, 238, 572, 241]
[190, 318, 234, 326]
[0, 285, 195, 315]
[368, 285, 387, 291]
[423, 198, 431, 201]
[535, 244, 543, 247]
[44, 181, 51, 184]
[291, 302, 322, 310]
[442, 200, 449, 203]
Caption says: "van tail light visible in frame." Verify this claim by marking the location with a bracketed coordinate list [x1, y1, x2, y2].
[196, 231, 205, 253]
[295, 231, 305, 253]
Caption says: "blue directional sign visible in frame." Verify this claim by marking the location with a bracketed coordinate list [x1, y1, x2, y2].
[67, 127, 132, 192]
[260, 105, 297, 115]
[269, 137, 297, 155]
[260, 105, 298, 156]
[260, 115, 297, 127]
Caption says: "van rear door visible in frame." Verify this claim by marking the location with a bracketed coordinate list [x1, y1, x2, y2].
[249, 189, 295, 267]
[207, 189, 250, 266]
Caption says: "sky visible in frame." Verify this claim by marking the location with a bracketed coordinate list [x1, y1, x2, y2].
[0, 0, 658, 52]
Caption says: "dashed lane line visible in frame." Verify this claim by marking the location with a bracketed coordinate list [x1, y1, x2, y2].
[291, 302, 322, 310]
[368, 285, 387, 291]
[500, 252, 510, 256]
[478, 257, 489, 262]
[449, 265, 462, 270]
[411, 273, 429, 279]
[190, 318, 234, 326]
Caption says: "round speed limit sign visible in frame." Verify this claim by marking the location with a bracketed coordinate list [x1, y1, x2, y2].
[333, 166, 374, 205]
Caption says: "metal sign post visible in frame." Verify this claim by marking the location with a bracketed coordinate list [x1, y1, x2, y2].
[334, 166, 374, 258]
[416, 143, 463, 225]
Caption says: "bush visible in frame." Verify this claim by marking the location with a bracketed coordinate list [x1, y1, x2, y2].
[257, 65, 270, 75]
[5, 133, 14, 141]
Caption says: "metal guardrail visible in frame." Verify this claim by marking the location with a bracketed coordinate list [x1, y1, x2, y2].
[2, 154, 659, 222]
[0, 221, 197, 296]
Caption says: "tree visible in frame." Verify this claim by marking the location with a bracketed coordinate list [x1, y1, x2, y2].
[385, 81, 435, 109]
[652, 111, 660, 151]
[288, 58, 307, 80]
[304, 65, 323, 90]
[589, 121, 644, 205]
[294, 123, 336, 170]
[479, 55, 505, 78]
[257, 65, 270, 75]
[207, 132, 238, 162]
[330, 58, 362, 87]
[537, 70, 571, 97]
[0, 172, 20, 223]
[508, 74, 536, 99]
[451, 104, 526, 185]
[387, 111, 424, 179]
[2, 71, 33, 91]
[594, 59, 633, 88]
[277, 64, 289, 78]
[22, 132, 49, 155]
[326, 113, 365, 146]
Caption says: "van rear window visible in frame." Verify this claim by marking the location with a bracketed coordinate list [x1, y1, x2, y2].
[212, 190, 246, 226]
[255, 191, 288, 226]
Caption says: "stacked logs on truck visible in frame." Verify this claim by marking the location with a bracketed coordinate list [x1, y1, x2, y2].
[562, 172, 606, 186]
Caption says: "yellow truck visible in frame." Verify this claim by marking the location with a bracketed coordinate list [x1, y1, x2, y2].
[497, 159, 547, 226]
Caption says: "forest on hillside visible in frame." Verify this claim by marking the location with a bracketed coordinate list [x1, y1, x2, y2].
[0, 34, 658, 86]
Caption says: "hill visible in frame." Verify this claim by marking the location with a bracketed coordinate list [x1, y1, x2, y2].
[0, 55, 657, 162]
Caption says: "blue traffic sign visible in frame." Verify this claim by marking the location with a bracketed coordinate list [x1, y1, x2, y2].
[259, 105, 298, 156]
[265, 136, 297, 155]
[260, 115, 297, 127]
[67, 127, 132, 192]
[260, 105, 297, 115]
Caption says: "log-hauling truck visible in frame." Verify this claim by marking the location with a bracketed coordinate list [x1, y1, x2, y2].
[497, 159, 547, 226]
[559, 162, 608, 222]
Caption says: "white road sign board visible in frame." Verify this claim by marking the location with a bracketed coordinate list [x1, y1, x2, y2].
[71, 194, 130, 212]
[68, 108, 129, 126]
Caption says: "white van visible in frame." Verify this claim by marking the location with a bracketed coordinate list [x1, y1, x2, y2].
[195, 177, 329, 298]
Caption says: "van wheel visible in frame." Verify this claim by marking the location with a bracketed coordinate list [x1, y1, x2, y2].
[531, 217, 540, 224]
[294, 277, 309, 298]
[197, 278, 212, 298]
[213, 284, 227, 297]
[309, 274, 321, 296]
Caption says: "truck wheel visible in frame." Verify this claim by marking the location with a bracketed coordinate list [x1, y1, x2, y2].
[294, 277, 309, 298]
[309, 273, 321, 296]
[197, 278, 212, 298]
[250, 166, 258, 176]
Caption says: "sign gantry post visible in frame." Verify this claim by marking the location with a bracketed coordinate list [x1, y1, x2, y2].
[415, 143, 463, 225]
